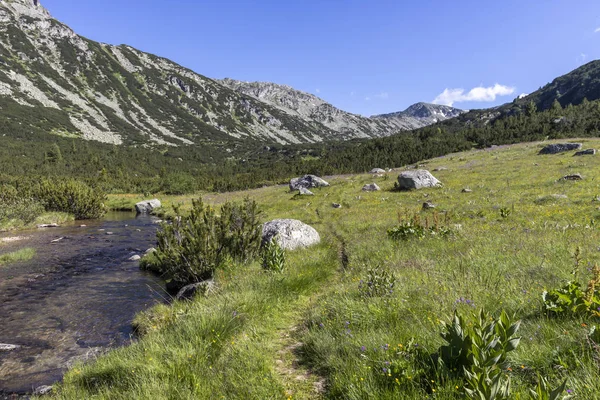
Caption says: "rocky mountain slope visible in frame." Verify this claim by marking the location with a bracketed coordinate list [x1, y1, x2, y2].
[221, 79, 463, 138]
[0, 0, 462, 148]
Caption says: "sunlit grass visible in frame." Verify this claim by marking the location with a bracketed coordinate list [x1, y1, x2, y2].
[0, 247, 36, 266]
[55, 139, 600, 399]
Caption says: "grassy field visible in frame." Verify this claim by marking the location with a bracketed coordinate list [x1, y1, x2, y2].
[53, 139, 600, 399]
[0, 247, 35, 266]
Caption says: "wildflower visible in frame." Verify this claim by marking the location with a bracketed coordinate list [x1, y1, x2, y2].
[360, 346, 366, 352]
[567, 389, 573, 394]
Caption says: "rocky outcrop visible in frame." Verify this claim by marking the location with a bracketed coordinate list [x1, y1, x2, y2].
[289, 175, 329, 191]
[262, 219, 320, 250]
[538, 143, 582, 154]
[298, 187, 314, 196]
[396, 170, 441, 190]
[135, 199, 161, 214]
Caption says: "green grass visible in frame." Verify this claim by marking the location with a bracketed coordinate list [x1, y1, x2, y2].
[0, 247, 36, 265]
[53, 139, 600, 399]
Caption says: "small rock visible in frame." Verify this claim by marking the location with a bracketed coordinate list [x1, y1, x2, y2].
[145, 247, 156, 254]
[135, 199, 162, 214]
[106, 232, 114, 235]
[79, 224, 87, 227]
[551, 194, 568, 199]
[50, 237, 65, 243]
[462, 188, 473, 193]
[289, 175, 329, 191]
[563, 174, 583, 181]
[422, 201, 436, 210]
[433, 167, 448, 171]
[34, 385, 53, 395]
[362, 183, 381, 192]
[175, 280, 217, 301]
[37, 224, 59, 228]
[332, 203, 342, 209]
[298, 187, 314, 196]
[369, 168, 386, 174]
[539, 143, 582, 155]
[0, 343, 21, 351]
[128, 255, 141, 261]
[574, 149, 596, 156]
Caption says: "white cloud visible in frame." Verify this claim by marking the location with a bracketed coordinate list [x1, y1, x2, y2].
[595, 27, 600, 33]
[577, 53, 588, 64]
[433, 84, 515, 106]
[365, 96, 371, 101]
[315, 88, 321, 93]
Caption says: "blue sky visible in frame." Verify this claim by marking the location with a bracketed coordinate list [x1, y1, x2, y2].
[43, 0, 600, 116]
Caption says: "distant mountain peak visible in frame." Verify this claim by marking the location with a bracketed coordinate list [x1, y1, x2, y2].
[371, 102, 464, 123]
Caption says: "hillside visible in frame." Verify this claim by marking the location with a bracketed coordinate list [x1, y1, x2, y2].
[0, 0, 459, 149]
[221, 79, 463, 137]
[49, 140, 600, 399]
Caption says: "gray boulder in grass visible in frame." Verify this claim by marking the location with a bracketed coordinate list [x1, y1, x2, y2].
[369, 168, 386, 174]
[262, 219, 320, 250]
[289, 175, 329, 191]
[135, 199, 161, 214]
[397, 170, 441, 190]
[538, 143, 582, 155]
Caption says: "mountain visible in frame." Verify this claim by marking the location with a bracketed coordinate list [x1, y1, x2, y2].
[513, 60, 600, 111]
[371, 102, 464, 126]
[0, 0, 461, 149]
[220, 79, 464, 138]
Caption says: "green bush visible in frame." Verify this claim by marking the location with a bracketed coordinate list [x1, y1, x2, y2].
[388, 211, 453, 241]
[543, 264, 600, 317]
[439, 309, 521, 399]
[0, 184, 45, 225]
[358, 267, 396, 298]
[31, 179, 106, 220]
[146, 197, 262, 289]
[261, 237, 286, 273]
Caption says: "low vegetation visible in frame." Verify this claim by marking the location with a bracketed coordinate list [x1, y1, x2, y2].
[0, 247, 36, 266]
[50, 140, 600, 399]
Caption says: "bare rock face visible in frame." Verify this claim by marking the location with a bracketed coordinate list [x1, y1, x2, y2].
[289, 175, 329, 191]
[262, 219, 320, 250]
[397, 170, 441, 190]
[135, 199, 161, 214]
[539, 143, 582, 154]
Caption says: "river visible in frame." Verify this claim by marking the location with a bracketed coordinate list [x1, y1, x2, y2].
[0, 213, 165, 395]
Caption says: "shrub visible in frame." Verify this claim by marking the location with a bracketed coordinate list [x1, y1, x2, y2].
[543, 261, 600, 318]
[359, 267, 396, 298]
[261, 237, 286, 273]
[388, 211, 453, 241]
[31, 179, 106, 220]
[147, 197, 262, 289]
[439, 309, 521, 399]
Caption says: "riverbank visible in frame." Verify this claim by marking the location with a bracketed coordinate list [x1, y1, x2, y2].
[46, 139, 600, 399]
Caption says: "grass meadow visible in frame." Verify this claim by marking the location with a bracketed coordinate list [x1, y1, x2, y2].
[53, 139, 600, 399]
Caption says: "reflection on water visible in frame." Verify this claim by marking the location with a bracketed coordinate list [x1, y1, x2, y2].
[0, 213, 165, 394]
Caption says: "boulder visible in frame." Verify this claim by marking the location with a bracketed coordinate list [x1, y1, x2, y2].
[175, 280, 217, 301]
[563, 174, 583, 181]
[462, 188, 473, 193]
[538, 143, 582, 155]
[34, 386, 53, 395]
[397, 170, 441, 190]
[369, 168, 386, 174]
[574, 149, 596, 156]
[362, 183, 381, 192]
[289, 175, 329, 191]
[135, 199, 162, 214]
[298, 187, 314, 196]
[262, 219, 320, 250]
[128, 255, 141, 261]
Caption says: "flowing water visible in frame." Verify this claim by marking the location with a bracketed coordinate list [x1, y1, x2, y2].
[0, 213, 165, 395]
